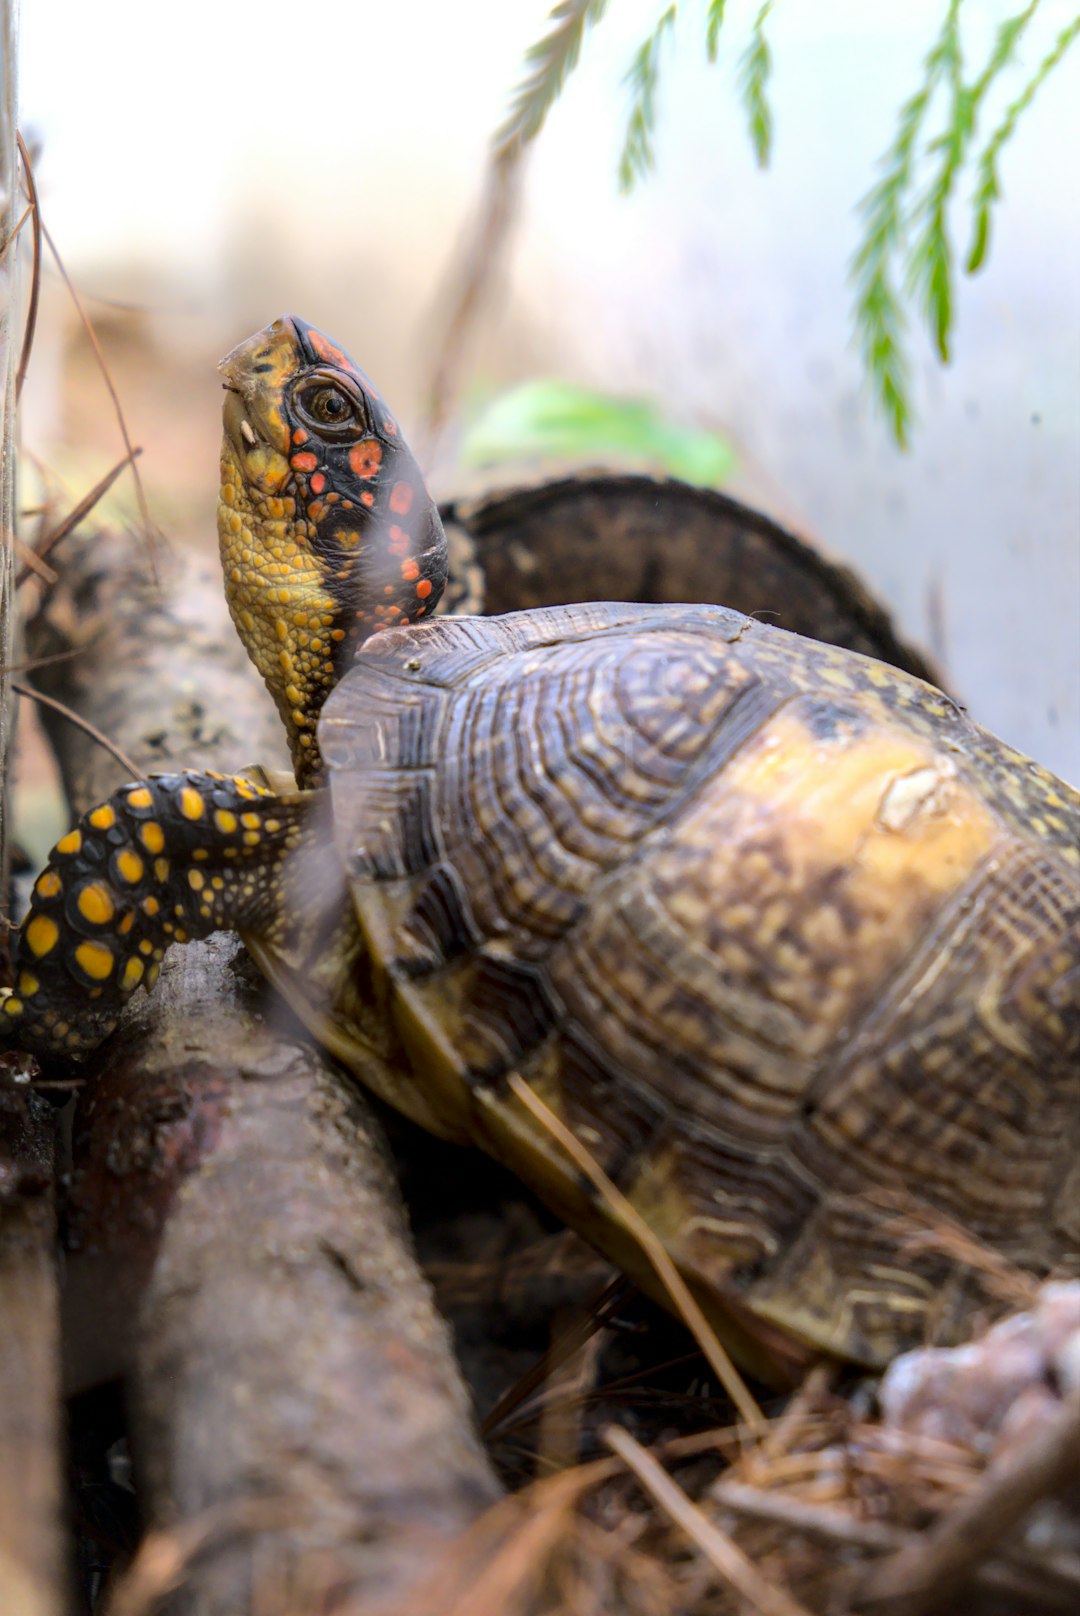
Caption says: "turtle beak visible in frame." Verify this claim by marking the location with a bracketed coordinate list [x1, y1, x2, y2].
[217, 316, 303, 456]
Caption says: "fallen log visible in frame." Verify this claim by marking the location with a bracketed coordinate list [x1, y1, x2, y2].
[0, 1080, 65, 1616]
[30, 530, 499, 1611]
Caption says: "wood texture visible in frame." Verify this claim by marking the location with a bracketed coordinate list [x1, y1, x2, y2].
[30, 530, 498, 1612]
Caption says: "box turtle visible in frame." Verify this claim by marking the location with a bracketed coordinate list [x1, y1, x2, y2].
[5, 317, 1078, 1381]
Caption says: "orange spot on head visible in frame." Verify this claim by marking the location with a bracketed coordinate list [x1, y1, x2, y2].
[384, 584, 395, 595]
[401, 559, 419, 581]
[349, 440, 383, 479]
[387, 604, 401, 617]
[307, 328, 353, 370]
[360, 491, 374, 508]
[291, 451, 317, 472]
[309, 472, 326, 494]
[389, 481, 413, 515]
[415, 578, 433, 600]
[292, 427, 309, 445]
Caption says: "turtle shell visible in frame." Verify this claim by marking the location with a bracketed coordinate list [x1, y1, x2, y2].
[319, 602, 1080, 1378]
[439, 474, 939, 683]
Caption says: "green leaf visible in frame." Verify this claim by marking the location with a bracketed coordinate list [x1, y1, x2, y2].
[494, 0, 609, 158]
[461, 379, 737, 487]
[618, 5, 678, 192]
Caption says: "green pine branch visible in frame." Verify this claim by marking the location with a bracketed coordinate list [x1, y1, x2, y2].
[618, 6, 678, 192]
[494, 0, 609, 159]
[496, 1, 1079, 447]
[967, 10, 1080, 272]
[738, 2, 776, 167]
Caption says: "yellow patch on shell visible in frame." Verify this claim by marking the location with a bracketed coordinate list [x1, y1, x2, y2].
[75, 940, 114, 980]
[35, 870, 62, 899]
[126, 787, 153, 809]
[26, 915, 60, 958]
[56, 829, 82, 856]
[89, 804, 116, 831]
[77, 883, 116, 926]
[154, 858, 170, 882]
[215, 809, 238, 834]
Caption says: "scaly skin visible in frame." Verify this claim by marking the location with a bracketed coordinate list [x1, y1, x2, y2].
[218, 315, 447, 785]
[2, 316, 449, 1054]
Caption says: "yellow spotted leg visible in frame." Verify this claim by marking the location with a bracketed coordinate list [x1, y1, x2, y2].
[2, 771, 309, 1055]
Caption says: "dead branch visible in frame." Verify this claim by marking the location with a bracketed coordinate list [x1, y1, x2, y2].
[0, 1081, 65, 1616]
[29, 528, 498, 1611]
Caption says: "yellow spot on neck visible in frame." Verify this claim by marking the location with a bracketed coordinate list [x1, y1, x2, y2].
[215, 809, 238, 834]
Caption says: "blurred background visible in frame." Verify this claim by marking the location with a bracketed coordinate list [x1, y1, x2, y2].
[17, 0, 1080, 784]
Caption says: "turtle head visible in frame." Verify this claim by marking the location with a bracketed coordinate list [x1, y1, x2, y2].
[218, 315, 447, 784]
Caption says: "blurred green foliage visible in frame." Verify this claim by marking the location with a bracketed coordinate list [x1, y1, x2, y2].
[462, 379, 737, 485]
[497, 1, 1080, 447]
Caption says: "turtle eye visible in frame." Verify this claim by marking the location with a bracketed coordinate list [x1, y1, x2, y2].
[293, 379, 366, 440]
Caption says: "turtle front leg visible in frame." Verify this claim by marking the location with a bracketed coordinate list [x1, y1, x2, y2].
[2, 771, 313, 1056]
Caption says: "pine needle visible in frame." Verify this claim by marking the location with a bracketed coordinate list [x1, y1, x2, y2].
[618, 5, 678, 192]
[705, 0, 729, 64]
[966, 9, 1080, 272]
[494, 0, 609, 159]
[850, 1, 963, 445]
[738, 1, 777, 168]
[506, 1070, 766, 1434]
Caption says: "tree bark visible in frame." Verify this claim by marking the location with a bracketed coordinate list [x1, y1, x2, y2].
[30, 530, 498, 1613]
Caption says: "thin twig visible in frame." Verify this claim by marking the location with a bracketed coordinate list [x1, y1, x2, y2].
[10, 534, 56, 585]
[605, 1424, 814, 1616]
[856, 1386, 1080, 1613]
[482, 1274, 631, 1439]
[14, 132, 42, 403]
[1, 640, 95, 677]
[39, 220, 159, 549]
[10, 680, 141, 780]
[15, 447, 142, 588]
[0, 200, 31, 262]
[418, 149, 524, 466]
[507, 1072, 765, 1433]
